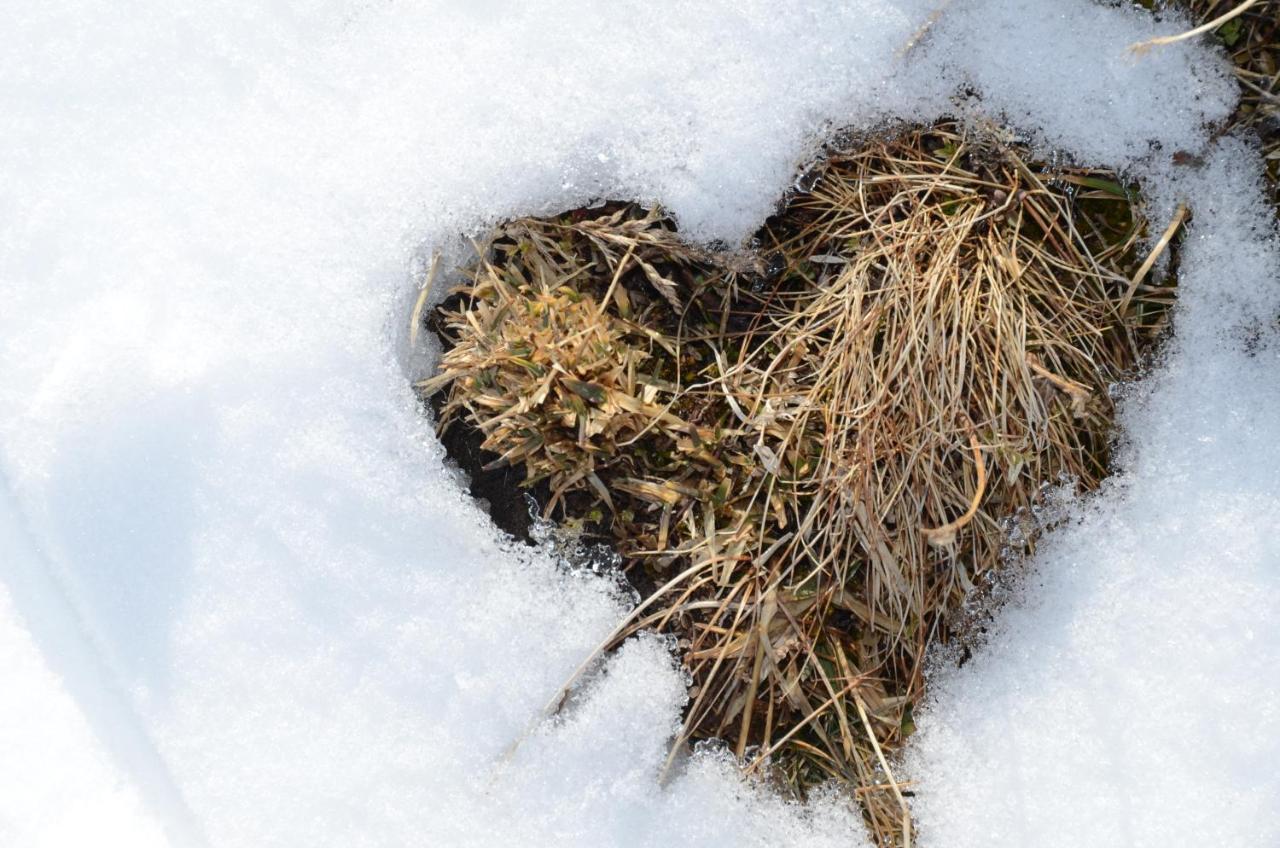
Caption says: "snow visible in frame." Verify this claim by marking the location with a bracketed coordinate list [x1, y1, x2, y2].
[0, 0, 1273, 846]
[0, 490, 169, 848]
[908, 0, 1238, 164]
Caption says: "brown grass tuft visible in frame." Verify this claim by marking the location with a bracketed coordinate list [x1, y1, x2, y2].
[419, 121, 1170, 846]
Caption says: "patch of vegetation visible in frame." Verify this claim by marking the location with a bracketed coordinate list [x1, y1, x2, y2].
[419, 120, 1173, 845]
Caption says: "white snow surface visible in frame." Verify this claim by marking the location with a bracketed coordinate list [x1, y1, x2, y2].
[0, 1, 1273, 846]
[0, 495, 168, 848]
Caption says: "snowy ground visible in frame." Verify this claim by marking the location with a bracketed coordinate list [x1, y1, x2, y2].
[1, 2, 1276, 846]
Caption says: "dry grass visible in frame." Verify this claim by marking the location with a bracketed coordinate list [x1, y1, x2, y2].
[419, 120, 1168, 846]
[654, 125, 1159, 838]
[411, 5, 1280, 845]
[419, 205, 728, 543]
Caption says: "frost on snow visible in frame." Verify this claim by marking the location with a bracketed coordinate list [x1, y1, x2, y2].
[0, 1, 1274, 846]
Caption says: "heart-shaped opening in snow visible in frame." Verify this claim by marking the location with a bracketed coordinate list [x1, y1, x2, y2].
[413, 118, 1179, 843]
